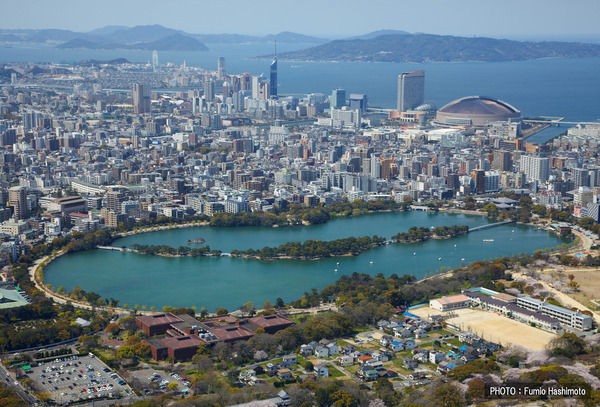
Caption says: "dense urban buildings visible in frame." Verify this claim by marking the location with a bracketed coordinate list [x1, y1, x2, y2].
[0, 55, 597, 273]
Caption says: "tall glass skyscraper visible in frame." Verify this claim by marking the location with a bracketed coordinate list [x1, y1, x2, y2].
[330, 88, 346, 109]
[397, 70, 425, 112]
[270, 56, 278, 98]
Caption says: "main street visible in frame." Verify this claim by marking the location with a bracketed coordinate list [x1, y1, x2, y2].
[0, 360, 40, 405]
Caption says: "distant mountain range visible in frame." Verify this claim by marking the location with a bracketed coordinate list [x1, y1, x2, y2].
[3, 26, 599, 62]
[0, 25, 328, 51]
[277, 32, 600, 62]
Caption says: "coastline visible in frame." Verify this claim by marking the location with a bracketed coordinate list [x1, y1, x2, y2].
[115, 220, 209, 238]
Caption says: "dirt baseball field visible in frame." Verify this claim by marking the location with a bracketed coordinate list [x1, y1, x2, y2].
[410, 306, 556, 351]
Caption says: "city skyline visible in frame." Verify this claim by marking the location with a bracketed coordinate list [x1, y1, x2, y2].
[2, 0, 600, 40]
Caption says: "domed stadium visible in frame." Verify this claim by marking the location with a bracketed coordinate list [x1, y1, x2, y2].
[435, 96, 520, 127]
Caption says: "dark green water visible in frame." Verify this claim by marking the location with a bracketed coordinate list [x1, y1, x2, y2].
[45, 212, 563, 311]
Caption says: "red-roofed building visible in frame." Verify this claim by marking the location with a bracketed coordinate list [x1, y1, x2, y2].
[209, 325, 255, 343]
[135, 313, 183, 336]
[146, 335, 203, 361]
[246, 314, 295, 334]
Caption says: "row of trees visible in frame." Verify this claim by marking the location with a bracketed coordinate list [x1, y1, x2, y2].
[394, 225, 469, 243]
[231, 235, 386, 259]
[24, 229, 114, 261]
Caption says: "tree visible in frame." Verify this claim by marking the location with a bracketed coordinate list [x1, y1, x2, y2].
[275, 297, 285, 308]
[240, 301, 256, 317]
[466, 377, 487, 401]
[215, 307, 228, 316]
[482, 203, 498, 218]
[548, 333, 587, 358]
[428, 382, 466, 407]
[331, 390, 358, 407]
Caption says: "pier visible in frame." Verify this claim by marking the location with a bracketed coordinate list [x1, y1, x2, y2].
[96, 245, 138, 253]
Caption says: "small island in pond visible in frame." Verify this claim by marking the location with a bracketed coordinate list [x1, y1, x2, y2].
[393, 225, 469, 244]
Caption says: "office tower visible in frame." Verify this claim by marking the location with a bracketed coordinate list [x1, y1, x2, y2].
[251, 76, 260, 99]
[240, 73, 253, 91]
[397, 70, 425, 112]
[204, 78, 215, 102]
[370, 154, 381, 178]
[572, 168, 591, 188]
[520, 155, 550, 182]
[132, 83, 151, 114]
[152, 50, 159, 71]
[258, 81, 270, 100]
[270, 44, 278, 98]
[105, 187, 127, 212]
[9, 186, 28, 220]
[471, 169, 486, 194]
[330, 88, 346, 109]
[217, 56, 225, 79]
[349, 94, 368, 112]
[492, 150, 512, 171]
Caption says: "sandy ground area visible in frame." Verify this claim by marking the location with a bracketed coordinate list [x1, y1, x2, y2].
[410, 306, 556, 352]
[512, 270, 600, 325]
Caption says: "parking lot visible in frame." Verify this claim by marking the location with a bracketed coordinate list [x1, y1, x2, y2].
[27, 354, 134, 405]
[129, 367, 191, 396]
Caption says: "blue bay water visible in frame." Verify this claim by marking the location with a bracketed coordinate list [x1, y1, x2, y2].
[2, 43, 600, 121]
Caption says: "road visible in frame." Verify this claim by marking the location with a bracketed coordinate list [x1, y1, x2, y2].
[0, 361, 40, 406]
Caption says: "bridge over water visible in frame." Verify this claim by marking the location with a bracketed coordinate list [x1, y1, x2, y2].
[469, 220, 514, 232]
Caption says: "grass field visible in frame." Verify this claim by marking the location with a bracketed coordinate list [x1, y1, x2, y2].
[410, 307, 556, 352]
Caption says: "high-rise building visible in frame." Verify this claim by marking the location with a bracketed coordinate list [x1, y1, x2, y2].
[520, 155, 550, 183]
[105, 187, 128, 212]
[132, 83, 151, 114]
[251, 76, 260, 99]
[397, 70, 425, 112]
[492, 150, 513, 172]
[217, 56, 225, 79]
[330, 88, 346, 109]
[270, 54, 278, 98]
[204, 78, 215, 102]
[9, 186, 28, 220]
[572, 168, 591, 188]
[152, 50, 159, 72]
[349, 94, 367, 112]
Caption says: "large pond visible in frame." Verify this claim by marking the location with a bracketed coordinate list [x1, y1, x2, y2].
[45, 212, 564, 311]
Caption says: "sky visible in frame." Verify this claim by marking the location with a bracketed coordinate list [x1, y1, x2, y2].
[2, 0, 600, 40]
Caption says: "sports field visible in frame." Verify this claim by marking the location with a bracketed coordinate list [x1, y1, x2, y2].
[410, 306, 556, 351]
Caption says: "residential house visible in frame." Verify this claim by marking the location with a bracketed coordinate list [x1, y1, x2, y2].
[266, 363, 278, 376]
[390, 340, 404, 352]
[404, 358, 419, 370]
[282, 354, 297, 367]
[326, 342, 339, 355]
[277, 368, 293, 381]
[338, 355, 354, 367]
[314, 346, 329, 358]
[358, 368, 379, 382]
[314, 363, 329, 378]
[429, 351, 445, 364]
